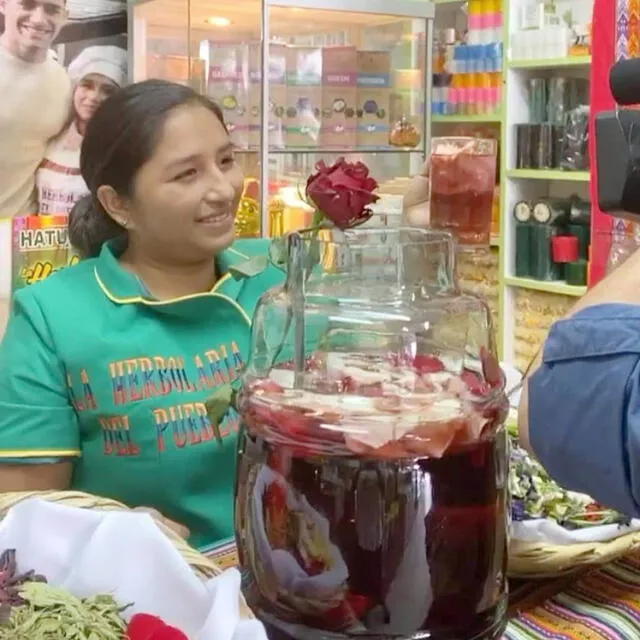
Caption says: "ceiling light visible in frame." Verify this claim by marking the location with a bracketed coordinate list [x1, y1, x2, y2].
[206, 16, 231, 27]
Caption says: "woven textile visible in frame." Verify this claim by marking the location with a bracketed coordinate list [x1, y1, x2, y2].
[207, 543, 640, 638]
[504, 552, 640, 639]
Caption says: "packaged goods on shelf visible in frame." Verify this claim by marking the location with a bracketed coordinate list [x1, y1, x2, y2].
[285, 46, 322, 148]
[431, 0, 503, 118]
[560, 105, 590, 171]
[200, 41, 251, 149]
[467, 0, 504, 45]
[514, 76, 589, 171]
[356, 51, 392, 148]
[511, 195, 591, 285]
[510, 0, 592, 61]
[252, 43, 287, 149]
[432, 43, 503, 116]
[320, 46, 357, 149]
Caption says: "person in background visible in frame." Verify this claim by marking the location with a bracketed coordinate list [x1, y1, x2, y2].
[0, 79, 283, 552]
[519, 247, 640, 520]
[0, 0, 71, 216]
[36, 45, 127, 214]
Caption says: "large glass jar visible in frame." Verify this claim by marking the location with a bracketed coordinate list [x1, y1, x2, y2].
[235, 227, 509, 640]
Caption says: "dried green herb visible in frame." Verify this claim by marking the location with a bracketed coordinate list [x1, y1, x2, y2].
[0, 549, 46, 623]
[0, 582, 129, 639]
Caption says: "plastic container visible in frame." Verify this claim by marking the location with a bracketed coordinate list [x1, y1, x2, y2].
[235, 227, 509, 640]
[429, 137, 498, 248]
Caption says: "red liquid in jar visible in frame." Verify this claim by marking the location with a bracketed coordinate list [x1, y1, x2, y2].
[430, 151, 496, 247]
[235, 391, 508, 640]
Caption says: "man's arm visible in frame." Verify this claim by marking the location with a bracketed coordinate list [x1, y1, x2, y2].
[519, 247, 640, 450]
[517, 249, 640, 517]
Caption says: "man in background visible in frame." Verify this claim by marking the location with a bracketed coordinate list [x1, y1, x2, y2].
[0, 0, 71, 216]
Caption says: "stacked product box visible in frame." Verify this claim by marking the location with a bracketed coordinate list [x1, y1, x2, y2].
[320, 46, 357, 149]
[201, 42, 249, 148]
[356, 50, 391, 149]
[248, 43, 287, 149]
[285, 46, 322, 148]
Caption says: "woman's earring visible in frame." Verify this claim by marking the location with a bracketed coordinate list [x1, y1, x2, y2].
[119, 219, 128, 228]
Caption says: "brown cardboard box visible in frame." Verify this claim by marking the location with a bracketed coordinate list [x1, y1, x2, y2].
[285, 46, 322, 148]
[202, 42, 249, 149]
[356, 50, 391, 148]
[248, 43, 287, 149]
[321, 46, 357, 149]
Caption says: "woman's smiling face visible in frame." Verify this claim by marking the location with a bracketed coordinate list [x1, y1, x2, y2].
[116, 102, 245, 264]
[74, 73, 119, 124]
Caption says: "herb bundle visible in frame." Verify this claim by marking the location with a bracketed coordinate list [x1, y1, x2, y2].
[0, 548, 128, 639]
[1, 582, 128, 639]
[0, 549, 46, 623]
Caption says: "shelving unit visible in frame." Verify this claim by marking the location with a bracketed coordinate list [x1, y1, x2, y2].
[503, 276, 586, 297]
[508, 55, 591, 69]
[431, 0, 504, 334]
[499, 0, 593, 368]
[432, 113, 502, 123]
[505, 169, 590, 181]
[130, 0, 435, 238]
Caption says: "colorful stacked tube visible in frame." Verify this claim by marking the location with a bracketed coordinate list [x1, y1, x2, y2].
[432, 0, 503, 118]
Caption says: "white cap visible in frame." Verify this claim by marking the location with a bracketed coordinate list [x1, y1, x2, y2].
[67, 45, 127, 87]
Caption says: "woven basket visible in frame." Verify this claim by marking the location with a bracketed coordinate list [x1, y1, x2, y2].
[0, 490, 253, 618]
[508, 530, 640, 578]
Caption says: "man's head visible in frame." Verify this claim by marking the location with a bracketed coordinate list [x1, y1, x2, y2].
[0, 0, 67, 62]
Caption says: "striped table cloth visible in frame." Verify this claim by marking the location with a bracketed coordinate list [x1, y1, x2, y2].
[504, 553, 640, 639]
[208, 543, 640, 639]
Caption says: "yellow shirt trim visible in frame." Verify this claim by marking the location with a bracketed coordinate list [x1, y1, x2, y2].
[93, 269, 252, 326]
[0, 449, 81, 458]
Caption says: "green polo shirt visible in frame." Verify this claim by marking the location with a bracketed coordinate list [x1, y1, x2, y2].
[0, 239, 283, 552]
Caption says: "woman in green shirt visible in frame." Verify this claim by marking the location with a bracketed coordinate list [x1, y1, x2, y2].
[0, 79, 283, 553]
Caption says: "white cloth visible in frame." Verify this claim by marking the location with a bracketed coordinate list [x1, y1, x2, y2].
[0, 46, 71, 217]
[512, 517, 640, 545]
[0, 498, 267, 640]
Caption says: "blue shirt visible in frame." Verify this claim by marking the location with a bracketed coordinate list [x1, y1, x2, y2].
[528, 303, 640, 517]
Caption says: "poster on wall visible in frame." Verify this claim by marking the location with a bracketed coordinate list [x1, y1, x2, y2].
[0, 0, 128, 291]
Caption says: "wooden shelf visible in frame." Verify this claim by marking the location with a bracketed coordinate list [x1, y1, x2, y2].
[505, 276, 587, 298]
[506, 169, 590, 182]
[432, 113, 503, 124]
[508, 56, 592, 70]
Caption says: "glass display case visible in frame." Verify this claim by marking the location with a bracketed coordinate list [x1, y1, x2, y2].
[128, 0, 435, 237]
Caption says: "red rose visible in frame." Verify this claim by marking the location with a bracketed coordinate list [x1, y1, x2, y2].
[126, 614, 188, 640]
[306, 158, 379, 229]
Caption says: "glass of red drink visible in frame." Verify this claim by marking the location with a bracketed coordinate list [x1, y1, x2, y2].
[235, 227, 509, 640]
[429, 137, 498, 248]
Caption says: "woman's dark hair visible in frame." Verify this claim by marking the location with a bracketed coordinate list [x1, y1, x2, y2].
[68, 79, 226, 258]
